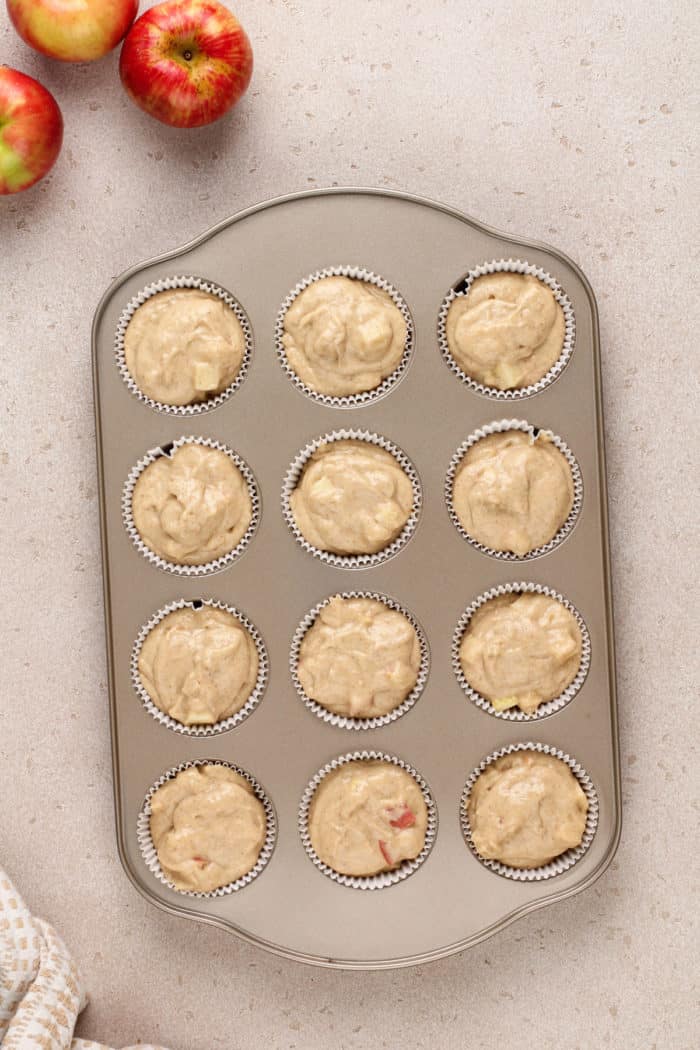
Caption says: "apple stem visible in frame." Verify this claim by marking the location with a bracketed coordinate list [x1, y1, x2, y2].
[183, 50, 193, 61]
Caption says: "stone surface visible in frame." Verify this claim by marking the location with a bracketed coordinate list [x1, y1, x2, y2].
[1, 1, 698, 1047]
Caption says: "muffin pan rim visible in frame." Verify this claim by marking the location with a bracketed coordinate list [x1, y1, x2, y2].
[93, 186, 620, 969]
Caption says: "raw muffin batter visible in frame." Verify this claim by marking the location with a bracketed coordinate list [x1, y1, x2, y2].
[467, 751, 588, 868]
[281, 276, 407, 396]
[138, 605, 259, 725]
[150, 764, 266, 892]
[124, 288, 245, 405]
[297, 596, 421, 718]
[445, 273, 565, 390]
[452, 430, 574, 556]
[309, 760, 428, 876]
[459, 592, 582, 714]
[290, 440, 413, 555]
[132, 443, 252, 565]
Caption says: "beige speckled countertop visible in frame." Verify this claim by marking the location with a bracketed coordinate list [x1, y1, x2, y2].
[2, 2, 698, 1047]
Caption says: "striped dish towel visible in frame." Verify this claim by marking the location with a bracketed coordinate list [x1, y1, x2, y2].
[0, 868, 170, 1050]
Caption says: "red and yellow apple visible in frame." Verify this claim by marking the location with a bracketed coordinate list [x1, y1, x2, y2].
[6, 0, 138, 63]
[0, 67, 63, 195]
[119, 0, 252, 128]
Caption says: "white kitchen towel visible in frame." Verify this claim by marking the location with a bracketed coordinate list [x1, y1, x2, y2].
[0, 868, 170, 1050]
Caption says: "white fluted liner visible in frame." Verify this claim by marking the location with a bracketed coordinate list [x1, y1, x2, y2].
[275, 265, 414, 407]
[115, 275, 253, 415]
[445, 419, 583, 560]
[299, 750, 438, 889]
[460, 741, 598, 881]
[290, 591, 430, 730]
[137, 758, 276, 897]
[131, 598, 268, 736]
[122, 435, 260, 576]
[282, 430, 422, 569]
[452, 582, 591, 721]
[437, 258, 576, 399]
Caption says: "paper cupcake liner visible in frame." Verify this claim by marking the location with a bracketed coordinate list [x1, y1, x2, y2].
[299, 751, 438, 889]
[275, 265, 414, 408]
[282, 430, 422, 569]
[445, 419, 583, 560]
[437, 259, 576, 400]
[115, 275, 253, 415]
[131, 598, 269, 736]
[137, 758, 277, 897]
[460, 742, 598, 881]
[122, 435, 260, 577]
[290, 591, 430, 730]
[452, 582, 591, 721]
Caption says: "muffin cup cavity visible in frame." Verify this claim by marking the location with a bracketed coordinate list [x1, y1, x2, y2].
[275, 265, 414, 407]
[282, 430, 422, 569]
[299, 751, 438, 890]
[122, 435, 260, 577]
[452, 582, 591, 721]
[460, 742, 598, 881]
[115, 275, 253, 415]
[137, 758, 277, 897]
[437, 258, 576, 400]
[131, 599, 269, 736]
[290, 592, 430, 730]
[445, 419, 583, 561]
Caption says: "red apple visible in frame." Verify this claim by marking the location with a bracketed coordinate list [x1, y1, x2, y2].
[119, 0, 252, 128]
[6, 0, 138, 62]
[0, 67, 63, 195]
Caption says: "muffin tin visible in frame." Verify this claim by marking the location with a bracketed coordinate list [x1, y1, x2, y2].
[92, 188, 620, 969]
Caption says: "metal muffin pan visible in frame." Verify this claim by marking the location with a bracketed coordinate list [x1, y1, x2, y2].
[92, 188, 620, 969]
